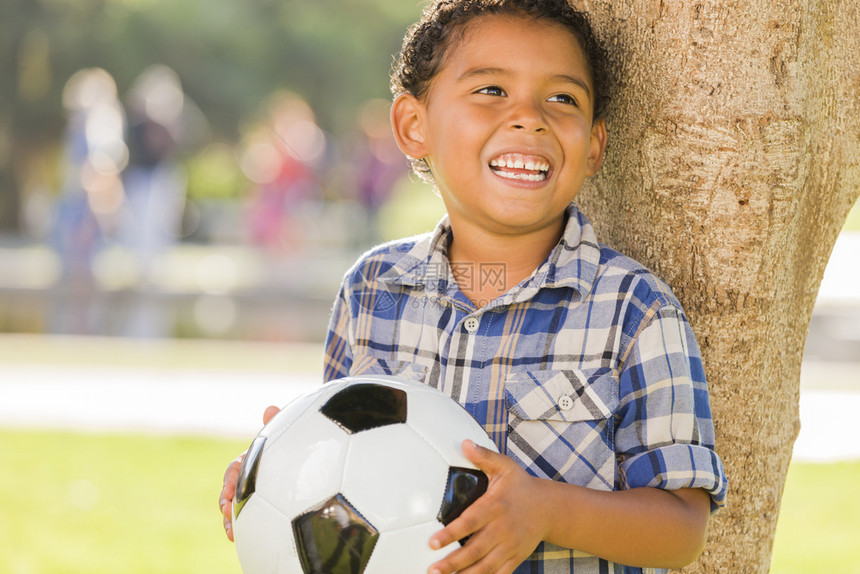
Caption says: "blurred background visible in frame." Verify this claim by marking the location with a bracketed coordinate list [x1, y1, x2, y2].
[0, 0, 448, 343]
[0, 1, 857, 573]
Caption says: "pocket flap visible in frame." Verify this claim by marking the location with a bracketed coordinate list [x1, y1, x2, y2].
[350, 354, 429, 383]
[506, 368, 618, 423]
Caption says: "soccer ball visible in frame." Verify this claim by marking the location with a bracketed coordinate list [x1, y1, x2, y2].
[232, 375, 498, 574]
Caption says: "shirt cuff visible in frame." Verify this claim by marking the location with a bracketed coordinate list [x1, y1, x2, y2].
[621, 443, 728, 513]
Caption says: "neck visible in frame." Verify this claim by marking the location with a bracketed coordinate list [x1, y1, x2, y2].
[446, 214, 566, 304]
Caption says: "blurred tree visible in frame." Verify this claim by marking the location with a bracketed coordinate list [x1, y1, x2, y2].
[0, 0, 419, 232]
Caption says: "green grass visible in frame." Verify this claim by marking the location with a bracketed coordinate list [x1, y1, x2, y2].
[1, 428, 858, 573]
[0, 429, 248, 574]
[771, 460, 860, 573]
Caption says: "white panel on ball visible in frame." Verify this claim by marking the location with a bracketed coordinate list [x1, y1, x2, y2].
[367, 520, 454, 570]
[405, 386, 499, 467]
[342, 423, 449, 532]
[257, 413, 349, 518]
[233, 495, 298, 574]
[258, 393, 319, 441]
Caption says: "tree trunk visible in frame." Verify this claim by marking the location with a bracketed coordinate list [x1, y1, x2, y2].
[573, 0, 860, 571]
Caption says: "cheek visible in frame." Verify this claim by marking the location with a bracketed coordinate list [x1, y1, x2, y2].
[557, 117, 591, 149]
[430, 122, 488, 172]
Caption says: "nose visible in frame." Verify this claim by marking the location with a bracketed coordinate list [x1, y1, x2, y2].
[509, 98, 547, 133]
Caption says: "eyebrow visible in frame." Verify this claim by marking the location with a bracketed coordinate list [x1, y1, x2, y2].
[457, 67, 592, 99]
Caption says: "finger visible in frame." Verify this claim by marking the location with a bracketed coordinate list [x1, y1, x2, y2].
[224, 515, 234, 542]
[221, 457, 244, 499]
[223, 454, 245, 483]
[457, 541, 522, 574]
[221, 453, 247, 543]
[263, 405, 280, 425]
[220, 471, 236, 517]
[220, 473, 238, 522]
[462, 439, 511, 475]
[430, 500, 492, 553]
[221, 500, 232, 523]
[428, 533, 501, 574]
[428, 541, 479, 574]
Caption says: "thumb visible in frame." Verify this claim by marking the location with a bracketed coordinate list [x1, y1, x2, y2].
[263, 405, 281, 425]
[461, 439, 509, 475]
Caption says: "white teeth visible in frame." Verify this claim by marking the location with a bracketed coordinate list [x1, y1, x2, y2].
[490, 154, 549, 172]
[489, 154, 550, 182]
[494, 170, 547, 182]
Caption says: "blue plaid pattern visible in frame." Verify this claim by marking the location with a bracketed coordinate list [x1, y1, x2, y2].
[324, 203, 728, 574]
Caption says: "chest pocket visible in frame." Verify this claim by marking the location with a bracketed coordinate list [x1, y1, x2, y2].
[348, 353, 429, 384]
[505, 369, 619, 490]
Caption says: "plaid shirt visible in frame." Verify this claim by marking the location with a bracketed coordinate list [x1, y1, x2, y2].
[324, 203, 728, 574]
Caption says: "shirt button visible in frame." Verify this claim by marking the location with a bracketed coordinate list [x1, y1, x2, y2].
[558, 395, 574, 411]
[464, 317, 480, 333]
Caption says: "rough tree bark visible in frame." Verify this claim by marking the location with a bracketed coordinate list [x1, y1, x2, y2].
[572, 0, 860, 571]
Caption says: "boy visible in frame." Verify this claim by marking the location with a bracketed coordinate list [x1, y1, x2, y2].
[222, 2, 727, 572]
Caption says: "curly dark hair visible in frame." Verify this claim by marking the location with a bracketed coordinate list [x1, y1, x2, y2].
[391, 0, 610, 120]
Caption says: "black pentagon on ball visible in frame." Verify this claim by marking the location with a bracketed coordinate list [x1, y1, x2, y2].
[292, 494, 380, 574]
[437, 467, 489, 545]
[233, 436, 266, 518]
[320, 383, 408, 434]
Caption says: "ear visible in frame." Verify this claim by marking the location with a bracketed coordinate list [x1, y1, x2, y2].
[390, 92, 429, 160]
[585, 118, 608, 176]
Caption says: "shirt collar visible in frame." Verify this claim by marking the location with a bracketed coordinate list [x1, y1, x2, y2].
[379, 203, 601, 300]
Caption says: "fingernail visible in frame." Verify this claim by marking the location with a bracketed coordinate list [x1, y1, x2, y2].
[429, 538, 441, 550]
[219, 497, 227, 510]
[466, 439, 483, 451]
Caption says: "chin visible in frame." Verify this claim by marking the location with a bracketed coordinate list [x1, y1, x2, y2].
[486, 212, 562, 235]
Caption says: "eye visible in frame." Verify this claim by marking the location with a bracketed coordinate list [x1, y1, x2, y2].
[476, 86, 506, 97]
[547, 93, 579, 107]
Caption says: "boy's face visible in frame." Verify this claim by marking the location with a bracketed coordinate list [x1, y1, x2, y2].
[392, 14, 607, 240]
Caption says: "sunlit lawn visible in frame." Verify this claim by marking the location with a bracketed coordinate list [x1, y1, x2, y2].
[770, 460, 860, 573]
[0, 429, 247, 574]
[0, 428, 857, 574]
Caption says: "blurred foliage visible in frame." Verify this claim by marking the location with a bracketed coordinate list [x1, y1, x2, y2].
[377, 175, 447, 242]
[184, 143, 244, 201]
[0, 0, 423, 231]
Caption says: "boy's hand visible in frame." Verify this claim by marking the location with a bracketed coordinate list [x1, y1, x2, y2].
[428, 440, 547, 574]
[219, 405, 281, 542]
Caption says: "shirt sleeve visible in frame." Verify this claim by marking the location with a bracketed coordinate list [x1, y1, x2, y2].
[323, 284, 354, 382]
[615, 303, 728, 512]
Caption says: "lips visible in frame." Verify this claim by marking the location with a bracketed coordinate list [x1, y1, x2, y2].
[489, 153, 551, 182]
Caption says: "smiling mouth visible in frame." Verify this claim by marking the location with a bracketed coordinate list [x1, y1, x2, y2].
[489, 153, 551, 182]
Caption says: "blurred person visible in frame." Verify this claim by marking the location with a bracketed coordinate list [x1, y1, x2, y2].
[50, 68, 127, 335]
[118, 65, 190, 338]
[349, 98, 410, 245]
[242, 92, 327, 254]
